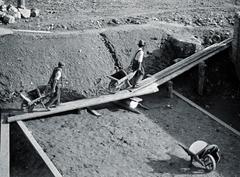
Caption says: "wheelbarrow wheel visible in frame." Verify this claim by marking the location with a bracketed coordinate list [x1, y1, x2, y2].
[203, 154, 216, 171]
[108, 80, 120, 93]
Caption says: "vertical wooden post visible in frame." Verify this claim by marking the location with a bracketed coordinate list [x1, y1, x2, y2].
[17, 0, 25, 8]
[232, 12, 240, 80]
[198, 62, 206, 95]
[0, 112, 10, 177]
[167, 81, 173, 98]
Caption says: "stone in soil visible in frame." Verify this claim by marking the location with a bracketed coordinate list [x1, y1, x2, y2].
[2, 14, 15, 24]
[18, 7, 31, 18]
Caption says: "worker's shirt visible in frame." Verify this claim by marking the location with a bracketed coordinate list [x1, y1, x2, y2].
[55, 70, 62, 81]
[134, 48, 144, 63]
[132, 48, 144, 71]
[48, 67, 62, 87]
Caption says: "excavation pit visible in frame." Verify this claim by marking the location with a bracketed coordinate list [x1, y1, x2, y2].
[0, 23, 238, 177]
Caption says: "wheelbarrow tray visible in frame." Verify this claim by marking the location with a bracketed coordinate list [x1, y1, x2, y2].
[20, 85, 51, 112]
[107, 69, 136, 84]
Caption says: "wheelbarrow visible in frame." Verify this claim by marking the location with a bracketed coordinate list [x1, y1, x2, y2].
[178, 140, 220, 171]
[19, 85, 51, 112]
[107, 69, 137, 93]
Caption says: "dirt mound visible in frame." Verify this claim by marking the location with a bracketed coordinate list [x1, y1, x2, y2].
[0, 23, 205, 108]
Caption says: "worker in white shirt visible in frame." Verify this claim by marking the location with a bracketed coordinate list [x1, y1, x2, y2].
[46, 62, 64, 110]
[130, 40, 146, 88]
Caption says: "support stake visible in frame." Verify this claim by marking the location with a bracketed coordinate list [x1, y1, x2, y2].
[198, 62, 206, 95]
[167, 81, 173, 98]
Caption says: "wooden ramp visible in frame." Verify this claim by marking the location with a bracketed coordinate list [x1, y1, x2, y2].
[8, 85, 159, 122]
[7, 38, 232, 123]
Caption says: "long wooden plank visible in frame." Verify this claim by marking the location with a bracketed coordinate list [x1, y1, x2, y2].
[17, 121, 63, 177]
[0, 113, 10, 177]
[134, 38, 232, 91]
[173, 90, 240, 137]
[8, 85, 159, 122]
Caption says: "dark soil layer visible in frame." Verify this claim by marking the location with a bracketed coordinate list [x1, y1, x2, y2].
[174, 49, 240, 131]
[23, 91, 240, 177]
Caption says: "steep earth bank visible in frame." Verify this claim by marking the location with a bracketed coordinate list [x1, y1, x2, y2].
[1, 22, 226, 108]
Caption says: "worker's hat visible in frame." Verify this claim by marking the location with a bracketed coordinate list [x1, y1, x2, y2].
[58, 61, 65, 67]
[138, 40, 146, 47]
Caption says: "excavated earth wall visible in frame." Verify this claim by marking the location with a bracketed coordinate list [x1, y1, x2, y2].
[0, 23, 204, 108]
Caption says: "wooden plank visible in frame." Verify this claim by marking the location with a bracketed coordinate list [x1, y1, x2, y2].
[0, 113, 10, 177]
[8, 85, 159, 122]
[17, 121, 63, 177]
[13, 29, 52, 34]
[173, 90, 240, 137]
[134, 38, 232, 92]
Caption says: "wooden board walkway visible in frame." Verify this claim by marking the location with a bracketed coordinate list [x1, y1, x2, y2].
[0, 113, 10, 177]
[8, 85, 159, 122]
[7, 38, 232, 123]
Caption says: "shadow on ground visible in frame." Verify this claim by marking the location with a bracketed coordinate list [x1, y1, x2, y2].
[147, 153, 207, 175]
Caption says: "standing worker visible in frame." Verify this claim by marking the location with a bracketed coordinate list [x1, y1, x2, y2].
[130, 40, 146, 88]
[46, 62, 65, 110]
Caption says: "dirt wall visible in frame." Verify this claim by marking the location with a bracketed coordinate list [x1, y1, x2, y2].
[0, 23, 202, 107]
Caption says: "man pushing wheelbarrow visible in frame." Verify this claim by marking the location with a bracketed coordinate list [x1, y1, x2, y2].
[45, 61, 65, 110]
[107, 40, 146, 93]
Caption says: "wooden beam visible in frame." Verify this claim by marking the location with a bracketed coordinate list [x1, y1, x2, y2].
[17, 121, 63, 177]
[8, 85, 159, 122]
[134, 38, 232, 92]
[0, 113, 10, 177]
[173, 90, 240, 137]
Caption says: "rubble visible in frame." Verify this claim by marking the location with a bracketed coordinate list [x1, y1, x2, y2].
[0, 2, 39, 25]
[7, 4, 21, 19]
[18, 8, 31, 18]
[2, 15, 15, 24]
[31, 8, 40, 17]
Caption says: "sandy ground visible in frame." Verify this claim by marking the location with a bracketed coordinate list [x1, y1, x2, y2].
[20, 90, 240, 177]
[2, 0, 239, 31]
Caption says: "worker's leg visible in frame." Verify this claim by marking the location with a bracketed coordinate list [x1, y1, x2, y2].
[133, 68, 144, 87]
[46, 92, 58, 110]
[56, 86, 61, 106]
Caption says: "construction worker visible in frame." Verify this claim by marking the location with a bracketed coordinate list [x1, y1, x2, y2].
[130, 40, 146, 88]
[46, 62, 64, 110]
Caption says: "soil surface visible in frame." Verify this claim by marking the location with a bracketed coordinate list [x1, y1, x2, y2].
[1, 0, 239, 177]
[22, 90, 240, 177]
[2, 0, 239, 31]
